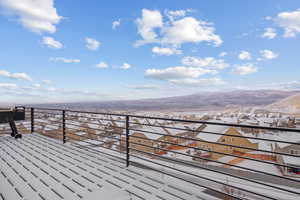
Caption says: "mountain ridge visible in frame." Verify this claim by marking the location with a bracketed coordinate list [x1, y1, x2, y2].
[30, 90, 300, 112]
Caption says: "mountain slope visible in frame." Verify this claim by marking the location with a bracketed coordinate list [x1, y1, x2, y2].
[267, 93, 300, 114]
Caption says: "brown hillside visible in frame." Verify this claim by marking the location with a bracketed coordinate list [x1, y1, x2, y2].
[267, 93, 300, 113]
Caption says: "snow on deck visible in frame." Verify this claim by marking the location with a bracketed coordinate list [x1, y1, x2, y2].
[0, 133, 214, 200]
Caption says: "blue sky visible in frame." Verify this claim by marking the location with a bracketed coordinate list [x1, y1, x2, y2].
[0, 0, 300, 104]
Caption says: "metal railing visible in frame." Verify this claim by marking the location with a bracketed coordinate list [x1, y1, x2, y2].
[3, 107, 300, 200]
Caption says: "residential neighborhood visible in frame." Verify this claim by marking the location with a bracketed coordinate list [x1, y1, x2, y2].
[3, 108, 298, 179]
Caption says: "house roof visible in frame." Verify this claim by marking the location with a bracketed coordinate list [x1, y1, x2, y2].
[137, 126, 168, 140]
[282, 155, 300, 166]
[197, 124, 229, 142]
[163, 123, 204, 135]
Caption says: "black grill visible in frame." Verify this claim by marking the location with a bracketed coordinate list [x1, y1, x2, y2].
[0, 106, 25, 138]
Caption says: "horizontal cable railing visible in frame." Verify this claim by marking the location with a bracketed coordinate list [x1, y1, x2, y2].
[1, 106, 299, 200]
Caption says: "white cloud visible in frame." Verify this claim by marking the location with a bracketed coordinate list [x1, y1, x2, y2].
[9, 73, 32, 81]
[42, 80, 52, 84]
[135, 9, 222, 47]
[145, 66, 215, 80]
[277, 80, 300, 89]
[120, 63, 131, 70]
[85, 37, 101, 50]
[42, 37, 63, 49]
[33, 83, 41, 88]
[261, 28, 277, 39]
[45, 87, 57, 92]
[181, 56, 228, 70]
[128, 84, 158, 90]
[135, 9, 163, 46]
[260, 50, 278, 60]
[219, 52, 227, 57]
[145, 55, 228, 86]
[276, 9, 300, 38]
[0, 83, 18, 89]
[144, 63, 225, 87]
[238, 51, 251, 60]
[232, 64, 257, 75]
[96, 61, 108, 69]
[161, 17, 222, 47]
[165, 9, 187, 21]
[265, 16, 272, 20]
[49, 57, 80, 63]
[0, 70, 32, 81]
[248, 80, 300, 90]
[152, 46, 182, 56]
[112, 19, 121, 29]
[0, 82, 113, 103]
[0, 0, 62, 34]
[169, 77, 225, 87]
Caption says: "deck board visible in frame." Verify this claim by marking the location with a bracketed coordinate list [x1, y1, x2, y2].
[0, 134, 214, 200]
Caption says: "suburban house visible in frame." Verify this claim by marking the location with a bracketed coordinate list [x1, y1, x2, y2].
[275, 142, 300, 176]
[161, 123, 206, 145]
[119, 122, 206, 154]
[129, 132, 156, 153]
[195, 125, 259, 160]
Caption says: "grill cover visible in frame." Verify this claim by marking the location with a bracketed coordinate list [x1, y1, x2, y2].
[0, 107, 25, 123]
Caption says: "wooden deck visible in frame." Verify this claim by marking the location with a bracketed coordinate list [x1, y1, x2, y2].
[0, 133, 215, 200]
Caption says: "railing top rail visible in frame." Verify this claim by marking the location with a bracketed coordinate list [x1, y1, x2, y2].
[27, 106, 300, 133]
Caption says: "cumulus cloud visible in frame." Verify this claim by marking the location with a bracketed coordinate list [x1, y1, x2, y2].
[135, 9, 222, 47]
[42, 36, 63, 49]
[161, 17, 222, 47]
[96, 61, 108, 69]
[261, 28, 277, 39]
[112, 19, 121, 29]
[260, 50, 278, 60]
[85, 37, 101, 50]
[276, 9, 300, 38]
[238, 51, 252, 60]
[165, 9, 188, 21]
[152, 46, 182, 56]
[145, 55, 228, 87]
[145, 66, 215, 80]
[135, 9, 163, 46]
[0, 0, 62, 34]
[0, 70, 32, 81]
[181, 56, 228, 70]
[49, 57, 80, 63]
[169, 77, 225, 87]
[145, 63, 225, 87]
[232, 64, 257, 75]
[120, 63, 131, 70]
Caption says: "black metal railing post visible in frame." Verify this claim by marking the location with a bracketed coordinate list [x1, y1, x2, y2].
[63, 110, 66, 144]
[126, 115, 130, 167]
[31, 108, 34, 133]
